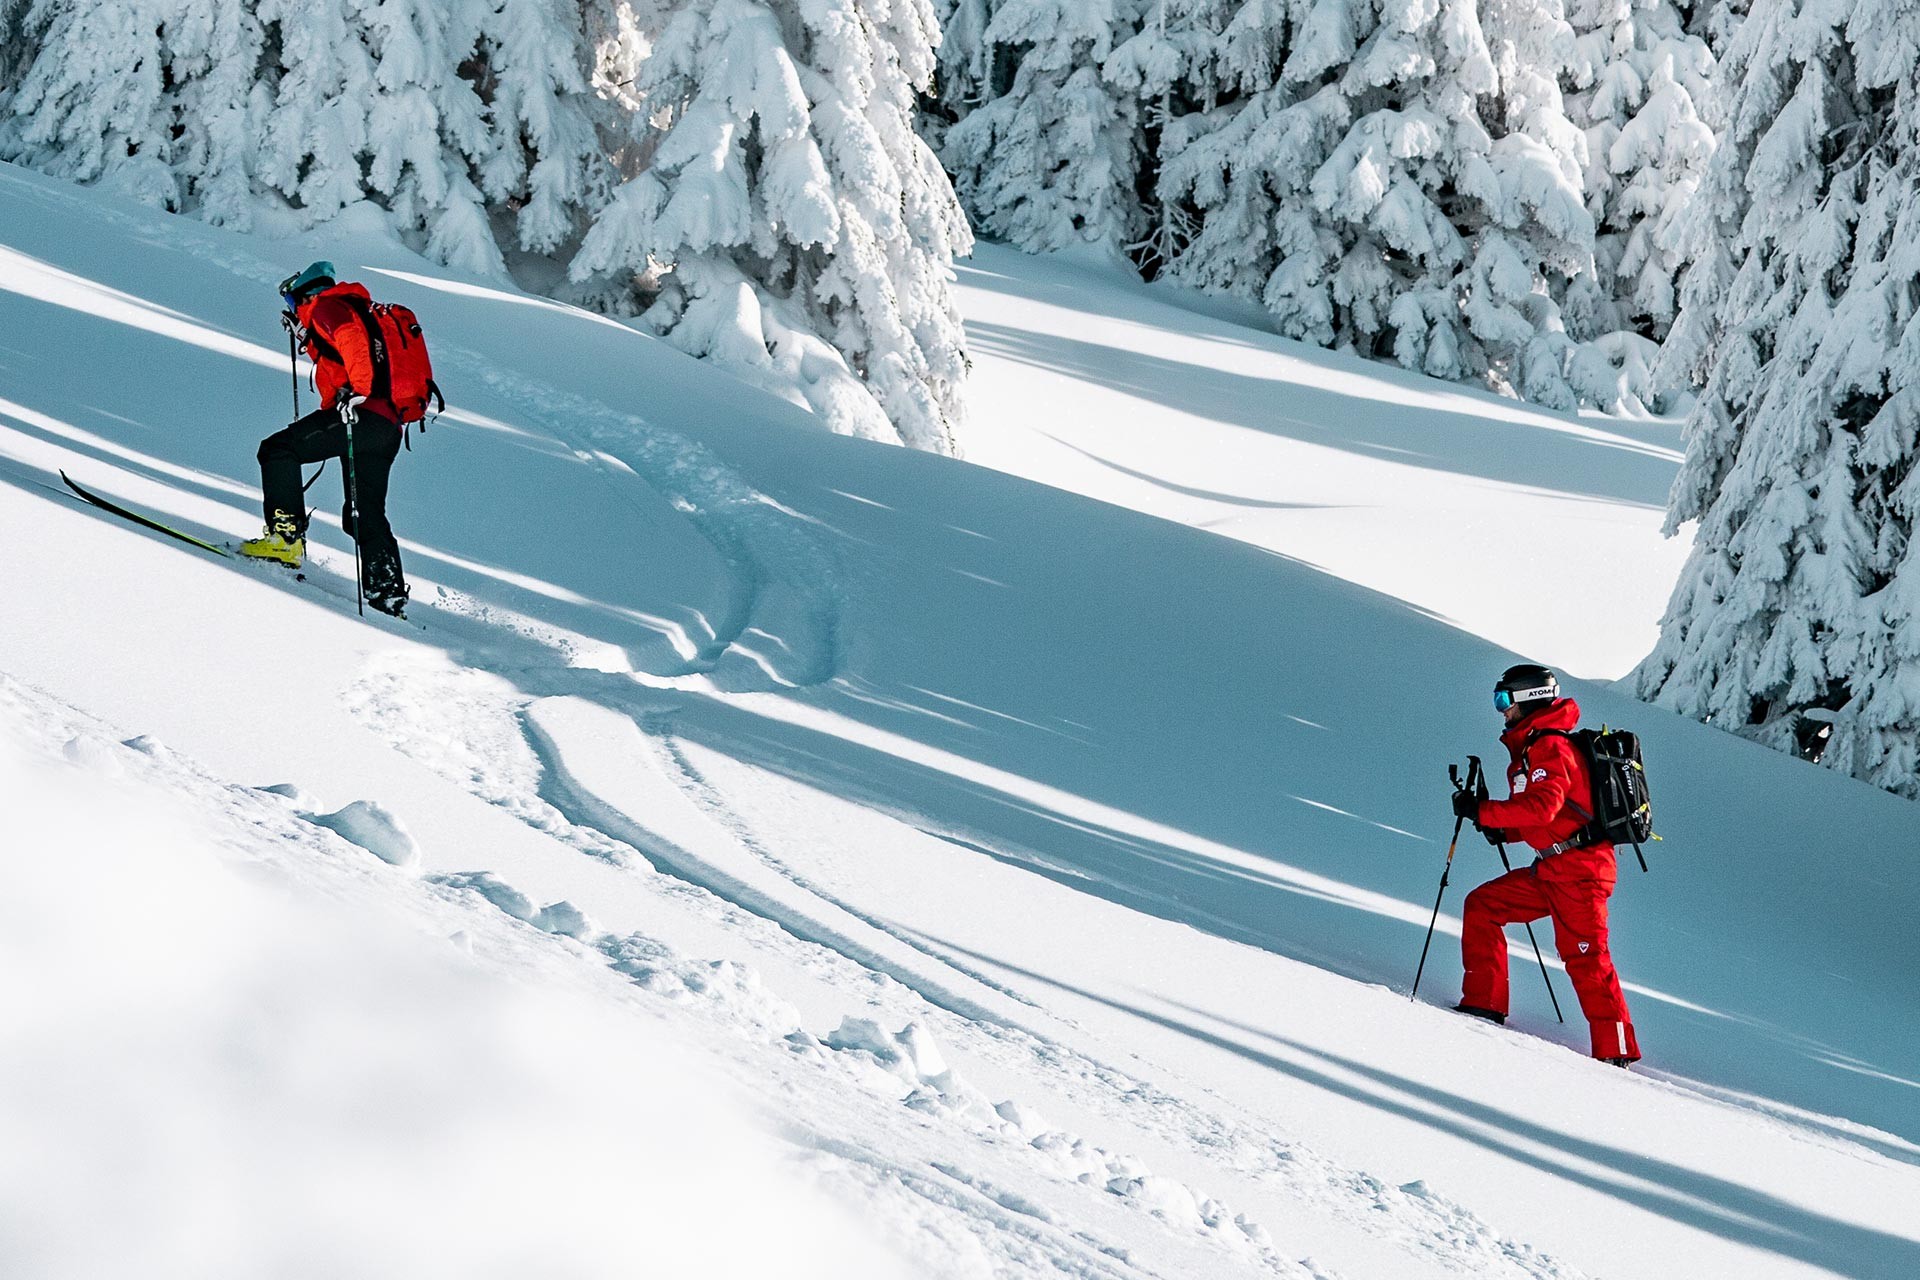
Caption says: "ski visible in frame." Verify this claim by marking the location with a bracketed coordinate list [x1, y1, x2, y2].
[60, 471, 231, 559]
[60, 471, 418, 625]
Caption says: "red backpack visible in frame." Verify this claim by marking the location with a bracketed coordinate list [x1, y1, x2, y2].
[339, 296, 444, 425]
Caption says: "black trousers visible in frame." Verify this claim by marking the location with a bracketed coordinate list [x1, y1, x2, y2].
[258, 407, 405, 593]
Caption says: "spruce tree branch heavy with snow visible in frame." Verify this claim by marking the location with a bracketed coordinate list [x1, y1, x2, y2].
[1636, 0, 1920, 798]
[573, 0, 973, 455]
[929, 0, 1696, 414]
[0, 0, 615, 274]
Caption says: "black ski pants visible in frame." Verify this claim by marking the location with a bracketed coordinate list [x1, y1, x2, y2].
[258, 407, 405, 593]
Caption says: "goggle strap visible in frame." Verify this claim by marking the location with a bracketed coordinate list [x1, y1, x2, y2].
[1495, 683, 1557, 711]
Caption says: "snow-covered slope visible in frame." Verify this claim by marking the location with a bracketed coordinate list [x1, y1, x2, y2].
[954, 244, 1692, 681]
[2, 164, 1916, 1280]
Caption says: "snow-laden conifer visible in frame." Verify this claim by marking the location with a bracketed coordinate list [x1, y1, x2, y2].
[1104, 0, 1239, 271]
[1636, 0, 1920, 797]
[574, 0, 972, 454]
[0, 0, 611, 274]
[1154, 0, 1660, 411]
[477, 0, 617, 259]
[1564, 0, 1716, 343]
[925, 0, 992, 150]
[0, 0, 262, 214]
[940, 0, 1148, 256]
[255, 0, 502, 268]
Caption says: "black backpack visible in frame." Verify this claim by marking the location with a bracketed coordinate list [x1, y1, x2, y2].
[1529, 727, 1658, 871]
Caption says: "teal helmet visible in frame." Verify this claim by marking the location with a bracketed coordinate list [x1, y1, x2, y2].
[278, 260, 336, 310]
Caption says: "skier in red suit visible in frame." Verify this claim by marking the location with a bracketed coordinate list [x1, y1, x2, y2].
[1451, 664, 1641, 1065]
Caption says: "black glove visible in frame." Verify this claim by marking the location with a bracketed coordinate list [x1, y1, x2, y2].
[1481, 825, 1506, 847]
[1451, 789, 1480, 822]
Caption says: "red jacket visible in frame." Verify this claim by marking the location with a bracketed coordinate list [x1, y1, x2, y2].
[296, 282, 397, 423]
[1476, 697, 1615, 881]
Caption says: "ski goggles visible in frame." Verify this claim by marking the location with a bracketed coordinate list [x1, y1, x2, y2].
[1494, 685, 1556, 712]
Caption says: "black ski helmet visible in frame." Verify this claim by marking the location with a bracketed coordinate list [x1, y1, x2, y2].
[1494, 663, 1559, 714]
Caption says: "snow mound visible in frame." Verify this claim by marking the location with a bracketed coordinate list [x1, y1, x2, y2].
[255, 781, 322, 810]
[305, 799, 420, 869]
[532, 899, 595, 939]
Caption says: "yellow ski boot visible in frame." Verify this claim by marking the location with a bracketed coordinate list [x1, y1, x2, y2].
[239, 510, 305, 568]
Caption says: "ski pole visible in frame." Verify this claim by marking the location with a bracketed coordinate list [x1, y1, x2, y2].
[1495, 837, 1565, 1023]
[1412, 757, 1480, 1002]
[343, 402, 363, 616]
[287, 320, 301, 418]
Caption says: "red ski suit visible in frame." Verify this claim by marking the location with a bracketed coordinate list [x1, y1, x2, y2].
[1463, 697, 1641, 1061]
[293, 282, 400, 424]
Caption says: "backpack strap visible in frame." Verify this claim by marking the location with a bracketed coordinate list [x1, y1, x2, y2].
[336, 295, 393, 404]
[1523, 728, 1600, 844]
[305, 327, 344, 367]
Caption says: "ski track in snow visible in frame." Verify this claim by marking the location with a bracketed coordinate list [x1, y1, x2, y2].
[516, 696, 1022, 1028]
[652, 729, 1058, 1018]
[344, 655, 1587, 1280]
[453, 357, 843, 692]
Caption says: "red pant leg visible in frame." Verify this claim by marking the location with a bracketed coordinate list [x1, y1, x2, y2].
[1459, 867, 1552, 1015]
[1540, 876, 1640, 1060]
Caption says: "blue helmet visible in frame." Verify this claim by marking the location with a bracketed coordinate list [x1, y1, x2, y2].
[278, 260, 336, 311]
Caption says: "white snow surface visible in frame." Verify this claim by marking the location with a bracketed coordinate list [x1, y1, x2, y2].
[954, 243, 1693, 681]
[0, 162, 1916, 1280]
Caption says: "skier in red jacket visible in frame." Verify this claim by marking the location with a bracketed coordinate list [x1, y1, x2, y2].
[1451, 664, 1641, 1065]
[239, 260, 408, 617]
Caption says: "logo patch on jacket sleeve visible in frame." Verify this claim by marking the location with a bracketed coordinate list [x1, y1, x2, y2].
[1531, 768, 1548, 782]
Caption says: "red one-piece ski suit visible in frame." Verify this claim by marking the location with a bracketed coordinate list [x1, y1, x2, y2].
[1463, 697, 1641, 1061]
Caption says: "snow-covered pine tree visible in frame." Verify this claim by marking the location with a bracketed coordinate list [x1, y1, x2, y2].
[1694, 0, 1749, 55]
[924, 0, 992, 151]
[0, 0, 261, 213]
[1563, 0, 1716, 346]
[940, 0, 1149, 256]
[475, 0, 619, 263]
[1635, 0, 1920, 797]
[0, 0, 612, 274]
[1104, 0, 1240, 272]
[255, 0, 503, 267]
[1155, 0, 1655, 411]
[573, 0, 972, 454]
[0, 0, 31, 77]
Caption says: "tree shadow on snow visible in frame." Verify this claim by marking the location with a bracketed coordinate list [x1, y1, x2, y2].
[967, 319, 1677, 509]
